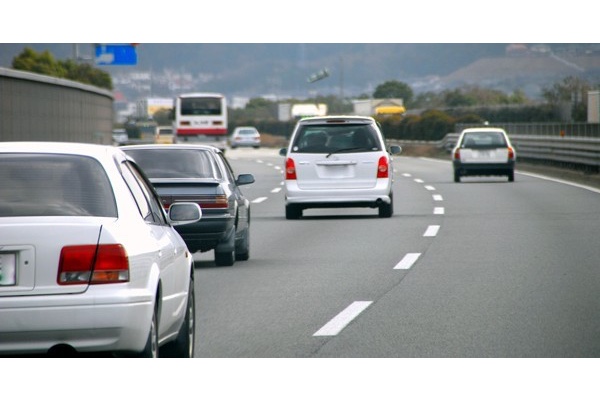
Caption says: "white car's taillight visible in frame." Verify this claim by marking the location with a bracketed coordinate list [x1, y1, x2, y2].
[285, 158, 297, 180]
[58, 244, 129, 285]
[377, 156, 389, 178]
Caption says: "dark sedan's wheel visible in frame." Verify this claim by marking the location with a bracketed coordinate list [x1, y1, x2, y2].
[285, 204, 302, 220]
[161, 277, 195, 358]
[235, 228, 250, 261]
[215, 249, 234, 266]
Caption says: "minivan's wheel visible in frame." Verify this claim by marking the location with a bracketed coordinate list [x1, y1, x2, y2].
[161, 277, 195, 358]
[138, 305, 159, 358]
[378, 192, 393, 218]
[508, 170, 515, 182]
[235, 227, 250, 261]
[215, 249, 234, 266]
[285, 204, 302, 220]
[454, 170, 461, 183]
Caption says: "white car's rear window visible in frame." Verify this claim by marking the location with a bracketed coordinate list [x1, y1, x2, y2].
[292, 124, 381, 154]
[0, 154, 117, 217]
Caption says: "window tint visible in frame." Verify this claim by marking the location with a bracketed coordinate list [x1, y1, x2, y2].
[124, 148, 217, 179]
[462, 131, 507, 148]
[292, 124, 381, 153]
[121, 161, 167, 225]
[0, 154, 117, 217]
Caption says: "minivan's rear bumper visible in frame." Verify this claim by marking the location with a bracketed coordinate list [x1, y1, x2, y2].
[284, 180, 392, 207]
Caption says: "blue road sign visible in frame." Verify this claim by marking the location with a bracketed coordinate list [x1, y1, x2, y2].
[95, 44, 138, 66]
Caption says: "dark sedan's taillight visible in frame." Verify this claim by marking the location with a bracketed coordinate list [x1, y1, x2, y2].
[58, 244, 129, 285]
[163, 195, 228, 211]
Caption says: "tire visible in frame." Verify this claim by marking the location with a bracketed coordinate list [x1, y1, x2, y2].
[378, 192, 393, 218]
[138, 305, 159, 358]
[285, 204, 302, 220]
[215, 249, 234, 266]
[508, 170, 514, 182]
[235, 227, 250, 261]
[161, 277, 195, 358]
[454, 170, 461, 183]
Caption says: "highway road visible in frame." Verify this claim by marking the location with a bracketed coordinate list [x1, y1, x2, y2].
[192, 147, 600, 358]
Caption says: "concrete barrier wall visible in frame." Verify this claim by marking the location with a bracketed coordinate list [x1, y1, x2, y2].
[0, 67, 113, 144]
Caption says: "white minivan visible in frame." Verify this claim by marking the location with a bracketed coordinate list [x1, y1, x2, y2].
[279, 116, 401, 219]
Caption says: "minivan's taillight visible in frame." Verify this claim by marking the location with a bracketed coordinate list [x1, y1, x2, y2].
[377, 156, 389, 178]
[508, 147, 515, 160]
[58, 244, 129, 285]
[285, 158, 297, 180]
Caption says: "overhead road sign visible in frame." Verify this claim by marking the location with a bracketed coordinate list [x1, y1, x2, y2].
[95, 44, 138, 66]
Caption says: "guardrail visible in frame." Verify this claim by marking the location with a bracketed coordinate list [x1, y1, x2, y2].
[393, 132, 600, 173]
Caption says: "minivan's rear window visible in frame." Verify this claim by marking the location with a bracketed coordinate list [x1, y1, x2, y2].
[292, 124, 381, 153]
[0, 154, 117, 217]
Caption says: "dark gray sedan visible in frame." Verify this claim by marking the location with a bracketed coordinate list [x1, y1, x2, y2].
[122, 144, 255, 266]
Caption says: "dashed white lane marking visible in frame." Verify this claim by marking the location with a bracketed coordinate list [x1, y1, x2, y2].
[432, 194, 444, 201]
[313, 301, 373, 337]
[424, 225, 440, 237]
[252, 197, 268, 204]
[424, 185, 436, 191]
[280, 181, 285, 185]
[402, 173, 412, 177]
[434, 207, 445, 215]
[271, 188, 282, 193]
[267, 163, 273, 166]
[256, 160, 264, 163]
[394, 253, 421, 270]
[274, 166, 281, 170]
[414, 178, 424, 183]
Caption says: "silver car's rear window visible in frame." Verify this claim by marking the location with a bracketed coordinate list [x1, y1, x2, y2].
[292, 124, 381, 154]
[0, 154, 117, 217]
[461, 131, 507, 148]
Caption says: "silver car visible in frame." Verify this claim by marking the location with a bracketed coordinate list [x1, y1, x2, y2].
[0, 142, 201, 357]
[279, 116, 401, 219]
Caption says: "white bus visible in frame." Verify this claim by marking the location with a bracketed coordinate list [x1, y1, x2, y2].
[173, 92, 228, 151]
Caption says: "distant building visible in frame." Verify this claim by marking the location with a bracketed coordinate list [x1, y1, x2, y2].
[352, 98, 404, 116]
[589, 91, 600, 123]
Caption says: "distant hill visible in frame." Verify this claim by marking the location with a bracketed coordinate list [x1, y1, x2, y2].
[1, 43, 598, 99]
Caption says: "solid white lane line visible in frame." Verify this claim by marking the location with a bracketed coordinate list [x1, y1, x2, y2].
[313, 301, 373, 337]
[271, 187, 282, 193]
[424, 225, 440, 237]
[394, 253, 421, 270]
[432, 194, 444, 201]
[424, 185, 436, 191]
[252, 197, 268, 203]
[434, 207, 445, 215]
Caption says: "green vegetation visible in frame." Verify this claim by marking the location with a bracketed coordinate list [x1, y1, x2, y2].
[12, 47, 113, 90]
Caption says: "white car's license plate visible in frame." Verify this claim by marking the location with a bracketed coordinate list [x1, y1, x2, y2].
[0, 253, 17, 286]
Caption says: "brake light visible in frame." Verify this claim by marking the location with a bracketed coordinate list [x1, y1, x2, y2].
[163, 196, 228, 210]
[508, 147, 515, 160]
[58, 244, 129, 285]
[285, 158, 297, 180]
[454, 149, 461, 160]
[180, 121, 190, 126]
[212, 121, 223, 126]
[377, 156, 389, 178]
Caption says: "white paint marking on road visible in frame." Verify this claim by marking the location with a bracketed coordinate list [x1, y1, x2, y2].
[424, 185, 436, 191]
[280, 181, 285, 185]
[274, 166, 282, 170]
[402, 173, 412, 177]
[267, 163, 273, 167]
[256, 160, 264, 164]
[432, 194, 444, 201]
[394, 253, 421, 270]
[423, 225, 440, 237]
[434, 207, 445, 215]
[252, 197, 268, 204]
[414, 178, 424, 183]
[313, 301, 373, 337]
[271, 187, 282, 193]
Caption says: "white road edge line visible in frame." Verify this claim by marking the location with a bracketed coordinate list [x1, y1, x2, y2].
[313, 301, 373, 337]
[252, 197, 268, 203]
[424, 225, 440, 237]
[394, 253, 421, 270]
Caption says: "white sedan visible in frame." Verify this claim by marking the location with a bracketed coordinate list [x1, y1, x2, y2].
[0, 142, 202, 357]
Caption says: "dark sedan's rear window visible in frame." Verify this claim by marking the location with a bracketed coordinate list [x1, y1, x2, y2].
[0, 154, 117, 217]
[124, 148, 219, 179]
